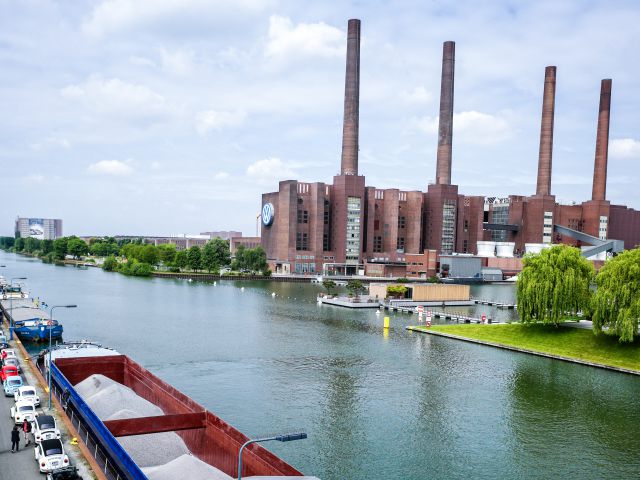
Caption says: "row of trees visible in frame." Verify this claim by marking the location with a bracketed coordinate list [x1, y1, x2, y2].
[1, 235, 270, 277]
[516, 244, 640, 342]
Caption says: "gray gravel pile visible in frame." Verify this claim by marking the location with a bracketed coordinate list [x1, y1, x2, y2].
[142, 454, 233, 480]
[75, 374, 163, 419]
[75, 374, 190, 467]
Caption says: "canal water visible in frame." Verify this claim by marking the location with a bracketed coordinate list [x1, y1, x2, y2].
[2, 251, 639, 479]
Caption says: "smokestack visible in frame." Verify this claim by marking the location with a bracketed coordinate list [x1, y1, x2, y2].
[340, 19, 361, 176]
[536, 66, 556, 196]
[592, 79, 612, 201]
[435, 41, 455, 185]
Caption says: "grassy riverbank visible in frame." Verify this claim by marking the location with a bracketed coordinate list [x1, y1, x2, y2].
[411, 323, 640, 372]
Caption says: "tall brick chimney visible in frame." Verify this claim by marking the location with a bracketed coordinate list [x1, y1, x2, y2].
[435, 41, 455, 185]
[536, 66, 556, 196]
[340, 19, 361, 176]
[592, 79, 612, 201]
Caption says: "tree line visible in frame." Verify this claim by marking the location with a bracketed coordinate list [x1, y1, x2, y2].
[1, 235, 270, 278]
[516, 244, 640, 342]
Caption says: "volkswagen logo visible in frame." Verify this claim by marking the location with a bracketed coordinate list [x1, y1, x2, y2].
[262, 202, 275, 226]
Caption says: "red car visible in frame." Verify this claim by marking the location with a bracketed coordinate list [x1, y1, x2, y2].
[0, 365, 18, 382]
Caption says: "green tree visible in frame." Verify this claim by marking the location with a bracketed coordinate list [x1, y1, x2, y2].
[244, 246, 268, 272]
[516, 245, 594, 326]
[210, 238, 231, 267]
[232, 244, 246, 271]
[346, 279, 365, 299]
[138, 244, 159, 266]
[14, 237, 25, 252]
[174, 250, 188, 270]
[23, 237, 41, 253]
[53, 237, 69, 260]
[102, 255, 118, 272]
[157, 244, 177, 265]
[591, 248, 640, 342]
[322, 279, 337, 295]
[187, 245, 202, 271]
[387, 285, 408, 299]
[67, 237, 89, 259]
[202, 242, 219, 273]
[41, 239, 54, 255]
[0, 237, 15, 249]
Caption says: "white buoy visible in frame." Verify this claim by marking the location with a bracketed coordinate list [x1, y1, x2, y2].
[375, 310, 380, 315]
[188, 279, 192, 283]
[214, 281, 217, 286]
[241, 287, 245, 291]
[271, 292, 276, 297]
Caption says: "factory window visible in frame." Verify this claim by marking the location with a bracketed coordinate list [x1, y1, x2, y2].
[297, 198, 303, 204]
[373, 236, 383, 253]
[297, 210, 308, 224]
[296, 233, 309, 250]
[483, 211, 489, 222]
[396, 237, 405, 252]
[324, 210, 330, 225]
[323, 233, 331, 251]
[398, 216, 406, 229]
[463, 240, 468, 253]
[464, 220, 469, 232]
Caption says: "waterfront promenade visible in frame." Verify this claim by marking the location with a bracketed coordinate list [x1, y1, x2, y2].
[0, 317, 95, 478]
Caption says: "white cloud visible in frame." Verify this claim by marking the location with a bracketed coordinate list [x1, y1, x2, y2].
[87, 159, 133, 176]
[195, 110, 246, 135]
[265, 15, 343, 60]
[160, 48, 194, 76]
[61, 75, 167, 119]
[415, 110, 510, 145]
[30, 136, 71, 151]
[23, 174, 46, 183]
[214, 171, 230, 180]
[610, 138, 640, 159]
[246, 157, 296, 183]
[82, 0, 270, 37]
[400, 86, 432, 104]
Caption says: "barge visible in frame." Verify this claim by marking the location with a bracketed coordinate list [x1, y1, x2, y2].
[41, 352, 313, 479]
[0, 298, 63, 341]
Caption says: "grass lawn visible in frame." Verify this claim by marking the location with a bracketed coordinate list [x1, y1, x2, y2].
[412, 323, 640, 372]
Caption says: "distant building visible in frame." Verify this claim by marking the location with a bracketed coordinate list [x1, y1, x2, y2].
[230, 236, 260, 254]
[15, 217, 62, 240]
[200, 231, 242, 241]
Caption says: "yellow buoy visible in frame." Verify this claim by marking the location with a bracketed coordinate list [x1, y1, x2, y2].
[70, 437, 78, 445]
[383, 316, 390, 329]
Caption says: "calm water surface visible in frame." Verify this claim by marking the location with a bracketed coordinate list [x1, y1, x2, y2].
[2, 252, 639, 479]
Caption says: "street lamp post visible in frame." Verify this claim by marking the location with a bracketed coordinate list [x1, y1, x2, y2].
[48, 304, 77, 410]
[8, 276, 27, 340]
[237, 432, 307, 480]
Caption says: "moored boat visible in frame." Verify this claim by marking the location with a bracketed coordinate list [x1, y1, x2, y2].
[40, 348, 314, 479]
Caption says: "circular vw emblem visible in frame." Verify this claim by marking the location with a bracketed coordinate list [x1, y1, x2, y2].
[262, 202, 275, 226]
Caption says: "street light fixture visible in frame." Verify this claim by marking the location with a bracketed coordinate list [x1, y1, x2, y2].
[237, 432, 307, 480]
[8, 276, 27, 340]
[48, 304, 77, 410]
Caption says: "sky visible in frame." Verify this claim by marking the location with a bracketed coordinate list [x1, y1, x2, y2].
[1, 0, 639, 237]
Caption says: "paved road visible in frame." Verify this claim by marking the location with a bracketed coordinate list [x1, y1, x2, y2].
[0, 329, 93, 480]
[0, 353, 47, 479]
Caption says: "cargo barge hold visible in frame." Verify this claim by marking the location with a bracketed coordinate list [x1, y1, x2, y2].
[41, 353, 312, 479]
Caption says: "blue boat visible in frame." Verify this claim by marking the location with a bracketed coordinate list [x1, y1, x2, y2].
[14, 318, 63, 342]
[0, 299, 63, 342]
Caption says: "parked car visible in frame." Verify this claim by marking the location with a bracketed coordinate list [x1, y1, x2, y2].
[2, 356, 20, 372]
[33, 415, 61, 442]
[3, 375, 23, 396]
[14, 385, 40, 406]
[35, 439, 70, 473]
[0, 364, 18, 382]
[1, 348, 17, 360]
[10, 399, 38, 424]
[46, 466, 82, 480]
[0, 335, 8, 349]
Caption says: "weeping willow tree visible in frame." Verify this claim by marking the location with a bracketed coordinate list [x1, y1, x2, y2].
[516, 245, 594, 325]
[591, 248, 640, 342]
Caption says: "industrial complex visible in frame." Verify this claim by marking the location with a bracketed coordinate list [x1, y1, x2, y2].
[261, 18, 640, 277]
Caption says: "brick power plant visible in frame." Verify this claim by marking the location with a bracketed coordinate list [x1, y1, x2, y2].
[261, 19, 640, 276]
